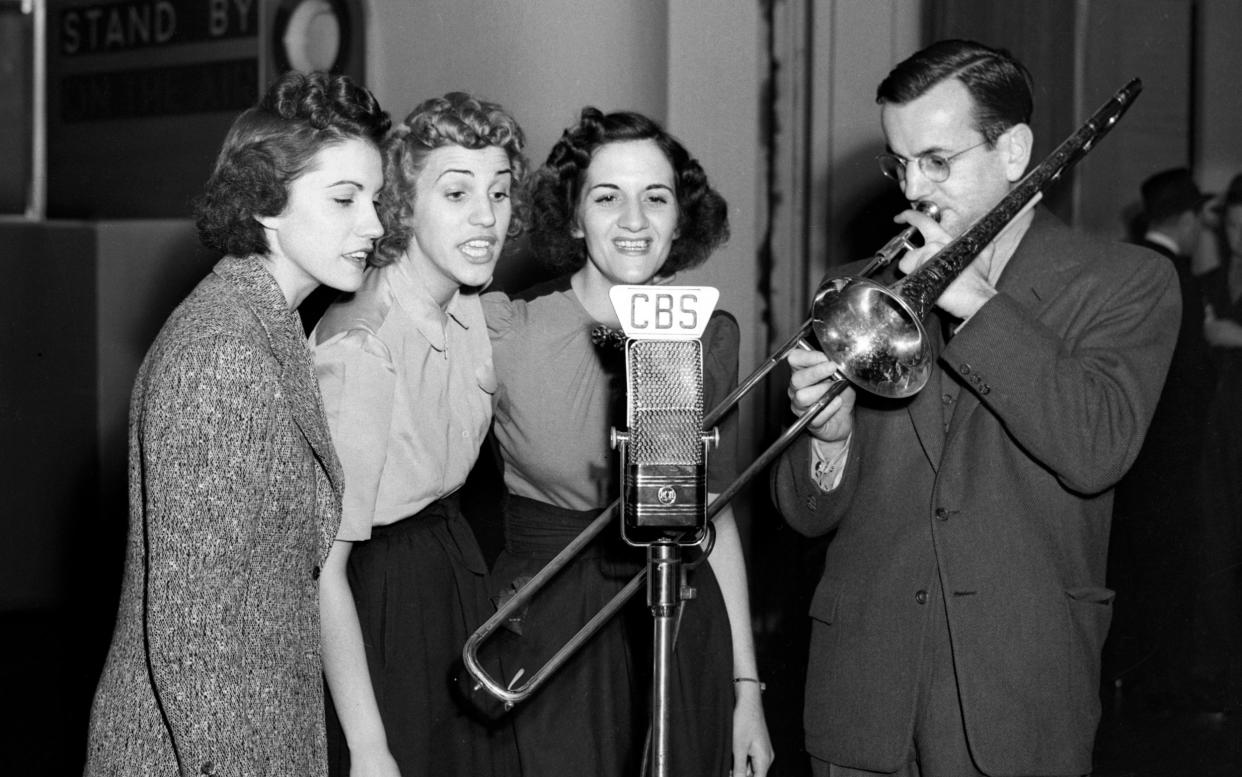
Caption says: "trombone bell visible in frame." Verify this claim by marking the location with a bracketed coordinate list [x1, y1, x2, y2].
[810, 276, 932, 398]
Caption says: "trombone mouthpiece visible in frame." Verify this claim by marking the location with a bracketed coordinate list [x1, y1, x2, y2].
[869, 201, 942, 270]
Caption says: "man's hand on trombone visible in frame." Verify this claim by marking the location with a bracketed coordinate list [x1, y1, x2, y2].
[787, 348, 856, 450]
[893, 194, 1042, 322]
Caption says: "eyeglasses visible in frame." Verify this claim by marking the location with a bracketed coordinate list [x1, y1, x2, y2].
[877, 139, 989, 184]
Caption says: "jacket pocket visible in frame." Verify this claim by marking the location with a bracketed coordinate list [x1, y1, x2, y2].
[1064, 585, 1114, 720]
[809, 577, 846, 624]
[1064, 585, 1114, 654]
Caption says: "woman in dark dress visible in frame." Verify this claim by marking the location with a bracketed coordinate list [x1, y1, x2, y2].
[483, 108, 773, 777]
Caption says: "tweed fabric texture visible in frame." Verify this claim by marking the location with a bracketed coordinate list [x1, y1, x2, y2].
[85, 256, 343, 777]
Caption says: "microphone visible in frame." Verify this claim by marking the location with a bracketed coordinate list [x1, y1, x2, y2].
[608, 285, 720, 546]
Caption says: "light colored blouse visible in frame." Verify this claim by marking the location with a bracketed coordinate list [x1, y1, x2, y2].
[312, 257, 496, 540]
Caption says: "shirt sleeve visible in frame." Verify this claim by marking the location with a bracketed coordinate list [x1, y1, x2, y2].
[314, 329, 396, 540]
[809, 436, 851, 491]
[482, 290, 515, 342]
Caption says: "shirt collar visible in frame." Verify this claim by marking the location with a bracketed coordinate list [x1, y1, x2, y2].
[212, 255, 305, 362]
[388, 254, 472, 352]
[983, 204, 1036, 286]
[213, 254, 291, 318]
[1143, 230, 1180, 256]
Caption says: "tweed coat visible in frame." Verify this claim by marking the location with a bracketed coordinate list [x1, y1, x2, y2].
[772, 210, 1179, 777]
[85, 256, 343, 777]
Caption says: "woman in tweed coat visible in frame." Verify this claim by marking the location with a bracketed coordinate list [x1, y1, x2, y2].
[84, 71, 389, 777]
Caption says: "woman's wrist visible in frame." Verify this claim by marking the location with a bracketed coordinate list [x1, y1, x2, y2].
[733, 676, 766, 693]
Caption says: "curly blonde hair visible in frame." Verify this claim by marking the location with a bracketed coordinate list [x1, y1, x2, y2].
[373, 92, 529, 267]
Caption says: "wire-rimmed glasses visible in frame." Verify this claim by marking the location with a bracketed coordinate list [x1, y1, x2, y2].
[877, 139, 989, 184]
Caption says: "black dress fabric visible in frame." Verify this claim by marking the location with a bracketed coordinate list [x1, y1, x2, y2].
[327, 495, 518, 777]
[491, 493, 733, 777]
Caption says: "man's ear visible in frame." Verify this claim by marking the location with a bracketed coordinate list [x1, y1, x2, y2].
[1000, 123, 1034, 183]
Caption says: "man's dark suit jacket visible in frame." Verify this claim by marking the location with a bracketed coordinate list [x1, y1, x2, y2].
[772, 209, 1179, 776]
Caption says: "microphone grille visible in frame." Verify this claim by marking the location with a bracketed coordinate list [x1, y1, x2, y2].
[627, 339, 704, 465]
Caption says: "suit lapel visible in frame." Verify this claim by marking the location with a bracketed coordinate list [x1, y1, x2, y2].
[907, 311, 951, 470]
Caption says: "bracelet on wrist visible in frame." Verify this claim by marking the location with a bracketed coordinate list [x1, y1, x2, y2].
[733, 677, 766, 692]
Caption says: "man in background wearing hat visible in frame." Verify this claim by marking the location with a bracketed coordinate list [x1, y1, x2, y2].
[1108, 167, 1218, 715]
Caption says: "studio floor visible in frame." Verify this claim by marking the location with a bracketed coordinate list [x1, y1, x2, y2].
[5, 603, 1238, 777]
[1092, 686, 1242, 777]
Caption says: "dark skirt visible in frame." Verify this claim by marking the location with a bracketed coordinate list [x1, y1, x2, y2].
[327, 495, 518, 777]
[491, 494, 732, 777]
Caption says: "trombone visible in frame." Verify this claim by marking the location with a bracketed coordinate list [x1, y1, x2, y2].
[463, 77, 1143, 708]
[461, 202, 938, 708]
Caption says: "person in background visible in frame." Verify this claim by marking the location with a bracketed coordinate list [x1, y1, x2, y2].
[1108, 167, 1214, 714]
[312, 92, 526, 777]
[1189, 172, 1242, 715]
[483, 107, 773, 777]
[772, 39, 1178, 777]
[84, 70, 388, 777]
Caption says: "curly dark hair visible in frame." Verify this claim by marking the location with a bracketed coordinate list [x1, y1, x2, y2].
[194, 71, 391, 258]
[876, 39, 1034, 147]
[373, 92, 529, 267]
[529, 108, 729, 277]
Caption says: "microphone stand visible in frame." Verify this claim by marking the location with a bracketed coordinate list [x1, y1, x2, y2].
[623, 444, 716, 777]
[646, 541, 681, 777]
[607, 285, 722, 777]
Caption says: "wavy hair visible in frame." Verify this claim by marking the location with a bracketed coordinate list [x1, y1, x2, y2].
[194, 71, 390, 258]
[529, 107, 729, 276]
[374, 92, 529, 267]
[876, 39, 1034, 147]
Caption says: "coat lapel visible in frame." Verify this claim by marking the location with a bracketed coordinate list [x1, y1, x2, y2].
[277, 322, 345, 559]
[276, 318, 344, 496]
[214, 257, 344, 556]
[907, 311, 951, 470]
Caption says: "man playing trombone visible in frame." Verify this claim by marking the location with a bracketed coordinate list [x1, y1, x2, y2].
[772, 39, 1179, 777]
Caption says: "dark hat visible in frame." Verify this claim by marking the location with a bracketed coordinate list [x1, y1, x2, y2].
[1224, 173, 1242, 208]
[1141, 168, 1211, 223]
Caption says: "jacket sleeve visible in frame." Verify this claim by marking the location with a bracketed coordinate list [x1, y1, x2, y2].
[771, 433, 861, 538]
[943, 249, 1180, 494]
[138, 335, 282, 775]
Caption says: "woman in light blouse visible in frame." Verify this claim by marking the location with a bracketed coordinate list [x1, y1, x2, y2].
[312, 92, 527, 777]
